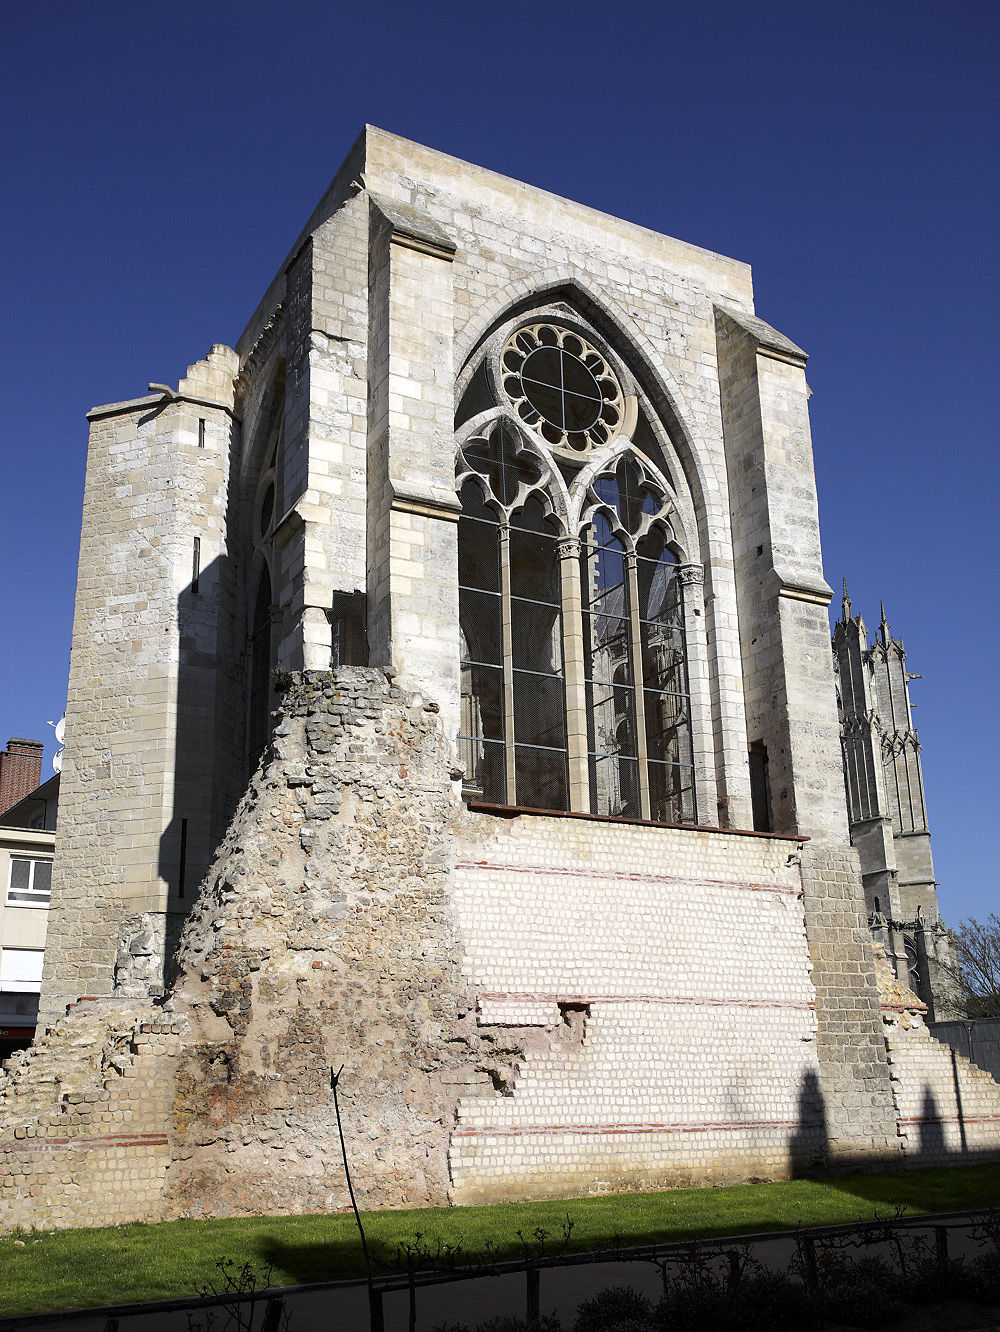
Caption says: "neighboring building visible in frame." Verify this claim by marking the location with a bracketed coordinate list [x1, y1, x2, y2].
[0, 739, 43, 820]
[0, 769, 57, 1059]
[3, 130, 998, 1232]
[833, 590, 955, 1017]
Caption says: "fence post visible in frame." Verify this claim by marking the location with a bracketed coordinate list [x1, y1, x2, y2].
[726, 1249, 741, 1290]
[801, 1235, 818, 1293]
[369, 1284, 385, 1332]
[526, 1266, 540, 1320]
[261, 1296, 285, 1332]
[935, 1226, 949, 1271]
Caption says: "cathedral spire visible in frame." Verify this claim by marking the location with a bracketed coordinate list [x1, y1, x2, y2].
[879, 601, 891, 646]
[841, 578, 852, 623]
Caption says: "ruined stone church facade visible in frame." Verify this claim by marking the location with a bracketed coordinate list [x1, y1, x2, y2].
[3, 129, 998, 1230]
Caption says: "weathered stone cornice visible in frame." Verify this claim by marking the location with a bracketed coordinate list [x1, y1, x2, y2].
[369, 193, 457, 261]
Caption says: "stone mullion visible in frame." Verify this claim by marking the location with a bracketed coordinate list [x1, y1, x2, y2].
[558, 536, 589, 812]
[625, 552, 652, 821]
[499, 524, 517, 803]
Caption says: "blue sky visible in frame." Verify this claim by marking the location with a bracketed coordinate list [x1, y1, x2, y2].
[1, 2, 996, 920]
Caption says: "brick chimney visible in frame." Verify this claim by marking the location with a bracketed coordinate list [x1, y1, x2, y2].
[0, 739, 44, 818]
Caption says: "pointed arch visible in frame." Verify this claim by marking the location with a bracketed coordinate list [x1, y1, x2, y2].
[568, 437, 691, 559]
[456, 409, 571, 533]
[454, 317, 702, 825]
[453, 268, 717, 549]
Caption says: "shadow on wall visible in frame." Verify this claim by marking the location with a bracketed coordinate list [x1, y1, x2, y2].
[153, 551, 247, 996]
[791, 1066, 1000, 1191]
[790, 1068, 828, 1177]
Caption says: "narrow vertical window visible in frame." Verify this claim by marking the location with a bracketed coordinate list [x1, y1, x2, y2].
[580, 455, 696, 823]
[510, 496, 566, 809]
[458, 479, 505, 802]
[636, 526, 694, 824]
[749, 740, 773, 832]
[191, 536, 201, 593]
[249, 569, 274, 766]
[178, 817, 188, 898]
[198, 418, 206, 448]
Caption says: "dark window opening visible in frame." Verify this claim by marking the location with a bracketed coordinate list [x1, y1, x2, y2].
[749, 740, 773, 832]
[330, 591, 369, 666]
[457, 417, 695, 826]
[248, 569, 274, 767]
[178, 817, 188, 899]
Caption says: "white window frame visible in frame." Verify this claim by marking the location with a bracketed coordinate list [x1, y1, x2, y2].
[6, 855, 53, 908]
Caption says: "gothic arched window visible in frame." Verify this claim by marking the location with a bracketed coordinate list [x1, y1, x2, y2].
[458, 421, 568, 810]
[580, 454, 693, 822]
[457, 367, 697, 826]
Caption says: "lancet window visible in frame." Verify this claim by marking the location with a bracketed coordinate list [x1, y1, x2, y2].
[580, 455, 694, 823]
[458, 351, 698, 826]
[458, 422, 568, 811]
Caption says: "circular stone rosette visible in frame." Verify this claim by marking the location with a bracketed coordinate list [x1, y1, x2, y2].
[499, 323, 625, 454]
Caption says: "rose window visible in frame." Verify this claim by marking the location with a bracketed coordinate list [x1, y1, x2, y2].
[500, 324, 624, 453]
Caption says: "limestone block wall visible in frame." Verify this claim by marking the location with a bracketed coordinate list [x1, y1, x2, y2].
[250, 128, 759, 828]
[40, 346, 241, 1026]
[0, 1002, 181, 1230]
[873, 950, 1000, 1165]
[365, 129, 754, 830]
[448, 815, 823, 1201]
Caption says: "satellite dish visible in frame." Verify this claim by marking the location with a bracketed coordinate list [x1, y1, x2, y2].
[48, 714, 66, 772]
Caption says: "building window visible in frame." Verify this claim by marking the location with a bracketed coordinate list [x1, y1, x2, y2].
[581, 454, 694, 822]
[0, 947, 44, 992]
[248, 567, 274, 767]
[6, 856, 52, 907]
[499, 323, 625, 454]
[458, 421, 568, 810]
[457, 416, 696, 825]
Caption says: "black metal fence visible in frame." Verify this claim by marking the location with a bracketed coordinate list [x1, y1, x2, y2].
[4, 1207, 999, 1332]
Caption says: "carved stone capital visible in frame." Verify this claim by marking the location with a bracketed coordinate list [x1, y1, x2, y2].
[676, 562, 705, 587]
[557, 537, 581, 560]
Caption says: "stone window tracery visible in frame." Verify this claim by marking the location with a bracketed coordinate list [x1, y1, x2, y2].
[499, 324, 625, 454]
[458, 340, 698, 825]
[458, 421, 568, 811]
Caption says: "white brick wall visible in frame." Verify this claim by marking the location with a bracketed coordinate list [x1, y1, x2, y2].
[449, 812, 820, 1199]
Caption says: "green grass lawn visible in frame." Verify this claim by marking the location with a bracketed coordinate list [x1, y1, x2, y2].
[1, 1164, 998, 1318]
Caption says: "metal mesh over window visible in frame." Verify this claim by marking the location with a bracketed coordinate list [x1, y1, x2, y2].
[581, 457, 696, 823]
[458, 431, 567, 810]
